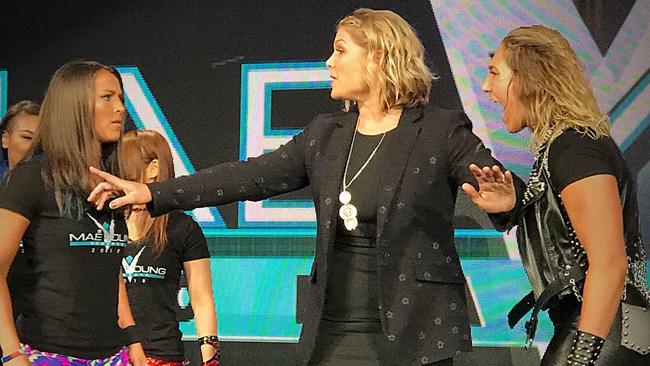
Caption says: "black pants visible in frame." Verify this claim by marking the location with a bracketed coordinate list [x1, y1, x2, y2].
[541, 296, 649, 365]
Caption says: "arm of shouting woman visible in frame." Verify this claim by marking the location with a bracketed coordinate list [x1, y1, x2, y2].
[561, 174, 627, 338]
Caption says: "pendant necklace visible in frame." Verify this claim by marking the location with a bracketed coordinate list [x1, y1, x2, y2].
[339, 118, 387, 231]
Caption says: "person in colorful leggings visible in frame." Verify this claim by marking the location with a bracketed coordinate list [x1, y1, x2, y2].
[0, 61, 147, 365]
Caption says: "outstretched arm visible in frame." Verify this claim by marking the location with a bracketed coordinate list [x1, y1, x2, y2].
[444, 111, 522, 228]
[89, 128, 310, 215]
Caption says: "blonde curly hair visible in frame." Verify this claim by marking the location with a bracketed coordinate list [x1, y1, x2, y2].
[501, 25, 610, 150]
[337, 8, 435, 112]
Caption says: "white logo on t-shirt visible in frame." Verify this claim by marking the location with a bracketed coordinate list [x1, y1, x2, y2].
[122, 245, 167, 283]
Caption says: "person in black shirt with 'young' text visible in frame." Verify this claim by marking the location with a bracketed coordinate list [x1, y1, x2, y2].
[120, 130, 219, 366]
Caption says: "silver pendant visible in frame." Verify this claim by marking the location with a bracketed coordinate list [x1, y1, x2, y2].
[339, 203, 357, 220]
[338, 192, 359, 231]
[343, 217, 358, 231]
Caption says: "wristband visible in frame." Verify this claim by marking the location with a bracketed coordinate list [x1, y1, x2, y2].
[198, 335, 220, 365]
[566, 330, 605, 365]
[122, 325, 142, 345]
[1, 349, 23, 364]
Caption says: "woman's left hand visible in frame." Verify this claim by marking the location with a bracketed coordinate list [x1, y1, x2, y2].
[127, 343, 148, 366]
[461, 164, 516, 213]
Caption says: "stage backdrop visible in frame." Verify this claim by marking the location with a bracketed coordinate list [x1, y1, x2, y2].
[1, 0, 649, 361]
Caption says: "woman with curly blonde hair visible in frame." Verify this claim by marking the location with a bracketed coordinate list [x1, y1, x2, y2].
[89, 8, 518, 365]
[466, 25, 649, 365]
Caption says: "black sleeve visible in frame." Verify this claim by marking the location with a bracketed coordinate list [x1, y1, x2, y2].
[147, 118, 315, 217]
[547, 130, 619, 192]
[446, 111, 498, 184]
[0, 161, 43, 220]
[178, 214, 210, 262]
[444, 111, 526, 231]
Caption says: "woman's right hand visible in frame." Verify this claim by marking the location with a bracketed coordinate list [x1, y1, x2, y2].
[87, 167, 152, 210]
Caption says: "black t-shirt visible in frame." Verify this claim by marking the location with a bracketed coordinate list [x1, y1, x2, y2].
[547, 129, 624, 191]
[6, 239, 33, 323]
[124, 211, 210, 361]
[0, 160, 128, 359]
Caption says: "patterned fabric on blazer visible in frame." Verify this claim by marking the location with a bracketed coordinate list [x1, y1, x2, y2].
[148, 105, 515, 365]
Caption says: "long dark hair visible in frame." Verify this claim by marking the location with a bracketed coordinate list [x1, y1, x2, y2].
[27, 60, 124, 217]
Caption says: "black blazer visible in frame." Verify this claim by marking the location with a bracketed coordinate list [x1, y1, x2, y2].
[148, 105, 513, 365]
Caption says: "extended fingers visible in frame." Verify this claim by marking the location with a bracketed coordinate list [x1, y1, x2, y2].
[469, 164, 511, 184]
[490, 165, 507, 183]
[469, 164, 496, 183]
[94, 190, 115, 211]
[108, 196, 131, 210]
[468, 164, 490, 182]
[90, 166, 124, 187]
[503, 170, 514, 185]
[88, 181, 114, 204]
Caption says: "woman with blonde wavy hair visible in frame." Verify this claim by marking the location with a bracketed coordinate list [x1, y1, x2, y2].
[466, 25, 649, 365]
[89, 8, 519, 365]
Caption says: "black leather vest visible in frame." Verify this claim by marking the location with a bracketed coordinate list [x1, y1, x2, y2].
[516, 144, 649, 304]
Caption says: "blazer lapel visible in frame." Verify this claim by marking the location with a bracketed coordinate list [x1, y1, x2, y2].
[375, 107, 423, 238]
